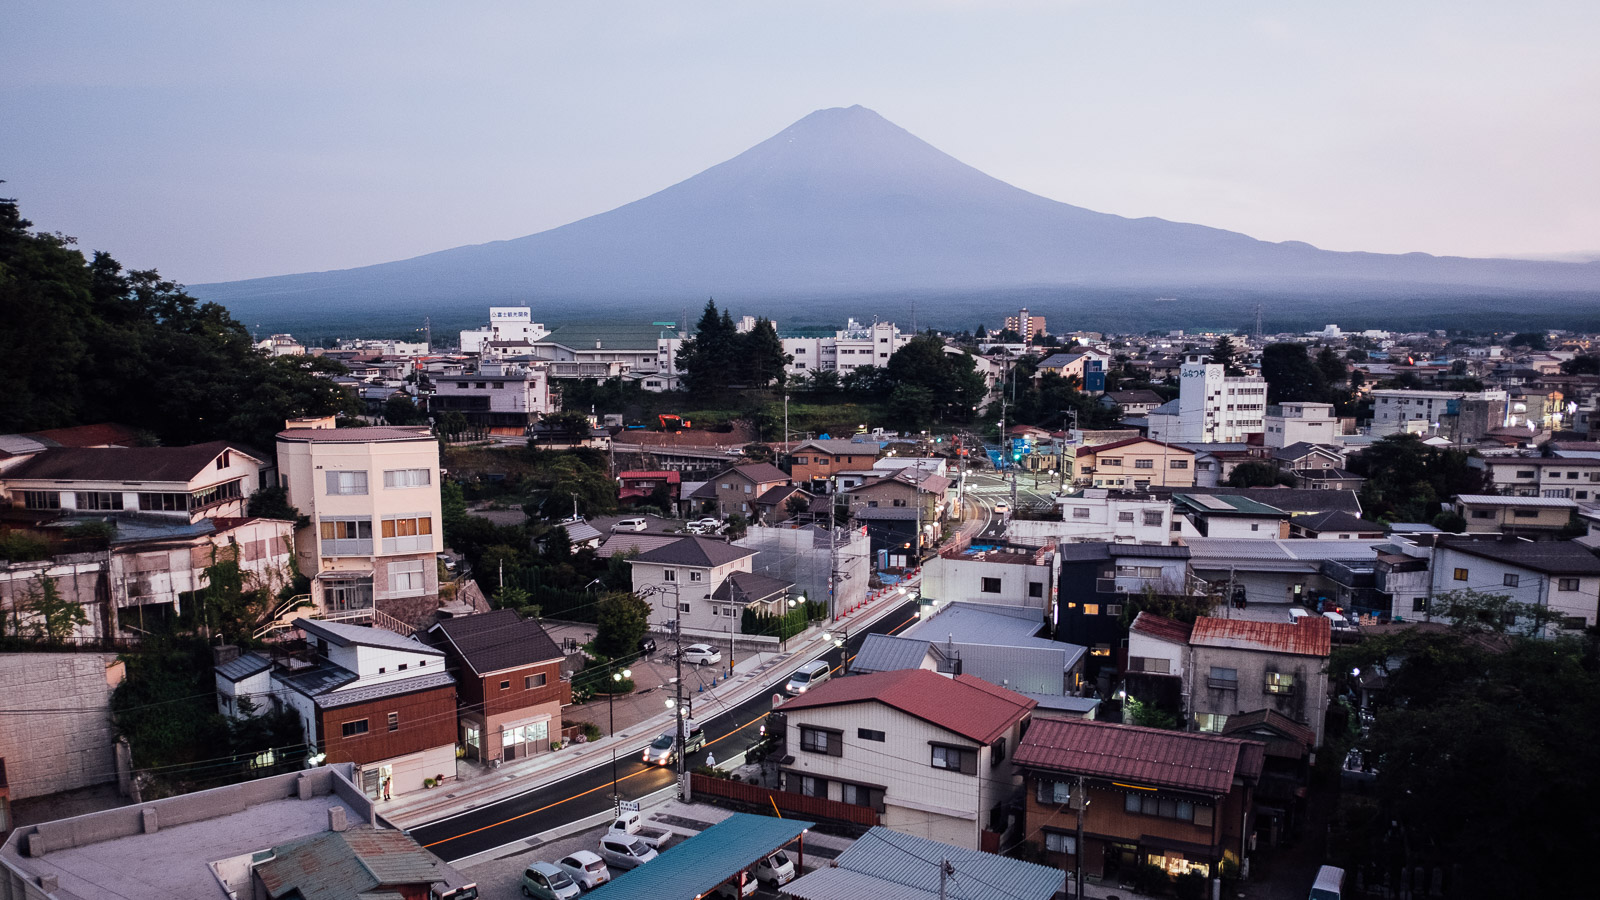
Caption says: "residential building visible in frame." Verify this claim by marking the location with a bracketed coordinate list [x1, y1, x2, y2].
[0, 653, 123, 831]
[782, 826, 1062, 900]
[1055, 544, 1194, 667]
[1268, 441, 1344, 473]
[428, 360, 556, 433]
[0, 422, 139, 475]
[1068, 438, 1196, 490]
[1288, 511, 1385, 540]
[1430, 536, 1600, 633]
[1454, 494, 1577, 535]
[1145, 356, 1269, 444]
[688, 462, 793, 521]
[1, 440, 267, 523]
[1035, 352, 1098, 383]
[1015, 718, 1263, 882]
[1480, 455, 1600, 499]
[1171, 493, 1290, 540]
[1028, 489, 1173, 545]
[256, 333, 306, 356]
[1183, 537, 1388, 611]
[1368, 388, 1508, 439]
[1220, 710, 1317, 847]
[779, 668, 1036, 850]
[788, 439, 881, 490]
[1262, 402, 1339, 448]
[843, 467, 952, 551]
[234, 618, 457, 798]
[782, 319, 911, 377]
[921, 540, 1057, 615]
[1005, 308, 1047, 341]
[895, 601, 1090, 715]
[459, 306, 550, 353]
[1100, 390, 1167, 417]
[1374, 542, 1432, 621]
[1188, 615, 1332, 745]
[525, 322, 687, 387]
[1126, 611, 1192, 683]
[616, 470, 681, 507]
[427, 609, 570, 764]
[253, 824, 463, 900]
[276, 424, 442, 619]
[629, 536, 792, 635]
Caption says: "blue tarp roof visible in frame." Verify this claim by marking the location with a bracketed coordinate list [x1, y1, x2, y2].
[586, 812, 814, 900]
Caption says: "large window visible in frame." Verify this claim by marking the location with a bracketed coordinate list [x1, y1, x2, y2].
[381, 515, 434, 553]
[320, 518, 373, 556]
[138, 491, 188, 512]
[1196, 713, 1228, 733]
[22, 491, 60, 510]
[840, 782, 884, 811]
[800, 727, 840, 756]
[190, 479, 243, 510]
[1207, 667, 1238, 690]
[324, 577, 373, 611]
[1128, 656, 1171, 674]
[1072, 507, 1091, 518]
[1135, 459, 1154, 469]
[325, 471, 369, 496]
[383, 468, 431, 488]
[1264, 671, 1296, 695]
[1037, 779, 1073, 804]
[388, 559, 426, 597]
[930, 744, 976, 774]
[980, 577, 1002, 593]
[341, 719, 369, 738]
[1124, 792, 1201, 824]
[75, 491, 123, 511]
[1559, 578, 1581, 591]
[1044, 832, 1077, 854]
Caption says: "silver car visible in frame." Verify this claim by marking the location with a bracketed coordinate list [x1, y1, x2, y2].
[642, 727, 706, 766]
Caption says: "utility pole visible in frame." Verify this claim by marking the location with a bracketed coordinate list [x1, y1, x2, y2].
[829, 502, 839, 622]
[937, 859, 953, 900]
[1074, 774, 1087, 899]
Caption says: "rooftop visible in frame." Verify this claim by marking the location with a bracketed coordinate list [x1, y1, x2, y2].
[1292, 510, 1385, 533]
[1014, 718, 1264, 796]
[784, 826, 1062, 900]
[1436, 536, 1600, 575]
[1174, 493, 1290, 517]
[256, 825, 452, 900]
[428, 609, 563, 676]
[633, 536, 756, 568]
[1129, 612, 1194, 645]
[710, 570, 795, 603]
[4, 440, 262, 483]
[1455, 494, 1578, 508]
[296, 618, 444, 656]
[276, 425, 435, 444]
[1189, 616, 1332, 657]
[586, 813, 810, 900]
[779, 669, 1035, 745]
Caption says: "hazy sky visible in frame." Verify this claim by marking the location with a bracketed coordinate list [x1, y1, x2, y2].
[4, 1, 1597, 285]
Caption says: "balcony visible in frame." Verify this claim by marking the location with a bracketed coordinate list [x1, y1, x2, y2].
[1206, 677, 1238, 691]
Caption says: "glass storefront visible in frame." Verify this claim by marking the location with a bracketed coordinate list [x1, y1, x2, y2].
[499, 720, 550, 761]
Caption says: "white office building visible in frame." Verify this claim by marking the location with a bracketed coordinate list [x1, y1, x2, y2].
[1146, 355, 1269, 444]
[1263, 402, 1340, 448]
[459, 307, 550, 353]
[784, 319, 911, 377]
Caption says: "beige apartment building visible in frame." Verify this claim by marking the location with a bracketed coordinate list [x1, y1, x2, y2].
[1069, 438, 1196, 490]
[276, 424, 443, 617]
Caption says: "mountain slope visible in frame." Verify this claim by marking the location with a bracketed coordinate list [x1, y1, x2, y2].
[192, 105, 1600, 315]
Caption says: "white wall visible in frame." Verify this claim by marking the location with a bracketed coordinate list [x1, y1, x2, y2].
[1431, 546, 1600, 632]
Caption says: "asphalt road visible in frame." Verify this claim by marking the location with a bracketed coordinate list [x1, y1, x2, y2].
[409, 599, 923, 862]
[963, 471, 1059, 512]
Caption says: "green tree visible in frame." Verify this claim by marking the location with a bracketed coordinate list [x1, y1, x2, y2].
[1225, 461, 1295, 488]
[735, 318, 789, 388]
[1260, 343, 1330, 405]
[884, 336, 986, 422]
[1349, 433, 1485, 522]
[1427, 588, 1562, 636]
[676, 299, 739, 394]
[382, 394, 425, 425]
[593, 592, 651, 659]
[725, 512, 750, 540]
[1509, 331, 1549, 351]
[18, 576, 88, 643]
[1560, 354, 1600, 375]
[741, 443, 776, 464]
[888, 383, 936, 431]
[1208, 335, 1244, 376]
[246, 485, 301, 522]
[1314, 345, 1347, 387]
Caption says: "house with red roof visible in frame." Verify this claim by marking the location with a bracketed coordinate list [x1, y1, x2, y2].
[778, 668, 1035, 851]
[1188, 615, 1332, 745]
[1014, 717, 1264, 885]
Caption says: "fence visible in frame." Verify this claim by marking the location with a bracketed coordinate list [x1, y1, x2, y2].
[690, 773, 878, 827]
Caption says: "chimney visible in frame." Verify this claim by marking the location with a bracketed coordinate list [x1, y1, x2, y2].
[213, 644, 242, 666]
[141, 807, 159, 833]
[328, 806, 348, 832]
[296, 773, 313, 800]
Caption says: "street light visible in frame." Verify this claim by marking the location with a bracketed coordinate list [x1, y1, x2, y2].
[783, 597, 799, 652]
[608, 667, 632, 802]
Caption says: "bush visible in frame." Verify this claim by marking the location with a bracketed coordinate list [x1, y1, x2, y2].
[1175, 871, 1208, 900]
[0, 530, 51, 562]
[1134, 863, 1171, 895]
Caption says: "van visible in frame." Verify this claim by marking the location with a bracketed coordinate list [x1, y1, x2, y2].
[612, 518, 648, 532]
[784, 660, 831, 696]
[598, 835, 657, 870]
[1309, 865, 1344, 900]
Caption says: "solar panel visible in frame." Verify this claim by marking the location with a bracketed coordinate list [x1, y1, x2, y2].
[1192, 495, 1235, 510]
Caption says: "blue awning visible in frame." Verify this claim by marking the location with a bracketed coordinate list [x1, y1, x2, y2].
[586, 812, 814, 900]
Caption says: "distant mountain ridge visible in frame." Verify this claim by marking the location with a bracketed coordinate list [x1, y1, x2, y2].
[192, 105, 1600, 318]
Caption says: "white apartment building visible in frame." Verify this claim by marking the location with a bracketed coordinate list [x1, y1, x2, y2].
[1024, 489, 1173, 545]
[784, 319, 911, 377]
[459, 307, 550, 353]
[1369, 388, 1509, 436]
[1145, 356, 1268, 444]
[428, 360, 557, 433]
[276, 425, 443, 617]
[1263, 402, 1339, 448]
[1431, 537, 1600, 634]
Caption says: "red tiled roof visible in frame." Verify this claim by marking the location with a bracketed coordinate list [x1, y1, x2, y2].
[24, 423, 139, 448]
[618, 471, 681, 483]
[1189, 616, 1331, 657]
[1014, 717, 1264, 795]
[779, 669, 1034, 745]
[1129, 612, 1193, 645]
[1220, 709, 1316, 758]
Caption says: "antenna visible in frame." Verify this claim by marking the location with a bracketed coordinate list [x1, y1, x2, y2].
[1253, 303, 1264, 339]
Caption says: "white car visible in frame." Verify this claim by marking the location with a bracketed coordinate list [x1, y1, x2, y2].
[784, 660, 831, 696]
[597, 835, 657, 871]
[680, 644, 722, 666]
[612, 518, 648, 532]
[714, 873, 757, 898]
[753, 850, 796, 887]
[992, 501, 1010, 515]
[556, 851, 610, 891]
[686, 517, 722, 534]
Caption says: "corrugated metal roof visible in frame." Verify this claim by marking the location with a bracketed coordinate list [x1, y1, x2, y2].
[1456, 494, 1578, 508]
[1189, 616, 1331, 657]
[319, 670, 456, 709]
[216, 651, 271, 682]
[587, 813, 812, 900]
[1014, 718, 1263, 796]
[1129, 612, 1192, 645]
[783, 826, 1061, 900]
[850, 634, 934, 674]
[779, 669, 1034, 745]
[256, 826, 450, 900]
[276, 426, 434, 443]
[297, 618, 443, 655]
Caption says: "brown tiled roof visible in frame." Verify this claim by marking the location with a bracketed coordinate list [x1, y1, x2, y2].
[428, 608, 563, 676]
[1220, 709, 1316, 759]
[1129, 612, 1193, 645]
[1014, 717, 1264, 795]
[779, 669, 1034, 745]
[1190, 616, 1331, 657]
[729, 462, 790, 484]
[4, 440, 263, 483]
[1080, 437, 1192, 455]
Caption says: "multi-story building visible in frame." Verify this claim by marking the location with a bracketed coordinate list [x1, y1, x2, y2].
[1, 441, 267, 523]
[782, 319, 911, 378]
[629, 536, 792, 635]
[1430, 536, 1600, 633]
[1480, 455, 1600, 499]
[459, 306, 550, 353]
[1055, 543, 1194, 669]
[1262, 402, 1339, 448]
[1454, 494, 1576, 535]
[1171, 493, 1290, 540]
[428, 360, 556, 434]
[1028, 489, 1173, 545]
[1005, 308, 1046, 341]
[1368, 388, 1508, 438]
[427, 609, 571, 764]
[687, 463, 794, 521]
[788, 439, 881, 491]
[276, 424, 442, 618]
[921, 540, 1058, 615]
[780, 669, 1035, 850]
[1068, 438, 1195, 490]
[1145, 356, 1268, 444]
[1188, 616, 1332, 745]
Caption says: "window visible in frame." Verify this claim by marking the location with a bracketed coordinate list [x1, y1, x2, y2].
[1412, 597, 1427, 612]
[1559, 578, 1581, 591]
[1503, 573, 1520, 588]
[1044, 832, 1078, 855]
[1036, 779, 1073, 804]
[1029, 581, 1044, 598]
[383, 468, 431, 488]
[1264, 672, 1296, 695]
[387, 712, 399, 732]
[840, 782, 883, 810]
[319, 518, 373, 555]
[189, 479, 242, 510]
[800, 727, 840, 756]
[664, 570, 677, 581]
[1516, 470, 1536, 478]
[1513, 510, 1538, 519]
[217, 451, 231, 470]
[74, 491, 123, 511]
[1143, 511, 1163, 526]
[341, 719, 369, 738]
[1124, 792, 1198, 823]
[1170, 459, 1189, 469]
[1128, 656, 1170, 674]
[1195, 713, 1228, 733]
[1470, 510, 1493, 519]
[388, 559, 426, 597]
[858, 728, 885, 742]
[1083, 603, 1100, 616]
[688, 571, 702, 582]
[1562, 616, 1587, 630]
[798, 776, 828, 798]
[138, 491, 188, 512]
[1101, 457, 1122, 467]
[1453, 567, 1469, 582]
[381, 515, 434, 553]
[930, 744, 976, 774]
[679, 602, 691, 612]
[1208, 667, 1238, 690]
[500, 680, 511, 690]
[980, 577, 1002, 594]
[1135, 459, 1154, 469]
[325, 471, 369, 495]
[525, 673, 547, 689]
[1105, 604, 1123, 617]
[1118, 511, 1135, 523]
[990, 736, 1007, 766]
[1072, 507, 1091, 519]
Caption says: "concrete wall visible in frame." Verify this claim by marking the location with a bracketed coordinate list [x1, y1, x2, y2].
[0, 653, 121, 801]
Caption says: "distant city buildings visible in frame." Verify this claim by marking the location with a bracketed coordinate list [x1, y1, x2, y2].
[1005, 307, 1046, 340]
[783, 318, 911, 377]
[458, 306, 550, 354]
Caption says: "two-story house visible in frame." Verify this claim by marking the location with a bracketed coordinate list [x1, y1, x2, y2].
[843, 467, 951, 554]
[629, 537, 793, 635]
[1481, 455, 1600, 500]
[1033, 489, 1173, 545]
[276, 425, 442, 620]
[2, 440, 267, 523]
[222, 618, 457, 799]
[1015, 718, 1263, 884]
[788, 439, 881, 492]
[1171, 493, 1290, 540]
[427, 609, 571, 764]
[779, 668, 1035, 851]
[1188, 616, 1331, 745]
[1069, 439, 1195, 490]
[1124, 612, 1192, 717]
[1454, 494, 1577, 535]
[920, 540, 1057, 616]
[1430, 536, 1600, 633]
[1056, 543, 1194, 671]
[687, 463, 793, 521]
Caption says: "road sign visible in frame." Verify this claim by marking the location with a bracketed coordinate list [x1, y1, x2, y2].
[617, 799, 640, 812]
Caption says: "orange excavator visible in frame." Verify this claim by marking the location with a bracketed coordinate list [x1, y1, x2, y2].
[658, 414, 693, 431]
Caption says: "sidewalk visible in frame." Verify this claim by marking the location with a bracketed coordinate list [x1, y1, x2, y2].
[379, 572, 921, 830]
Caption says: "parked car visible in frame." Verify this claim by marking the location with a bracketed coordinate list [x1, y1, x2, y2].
[612, 518, 648, 532]
[597, 834, 658, 870]
[753, 850, 796, 887]
[686, 517, 722, 534]
[1323, 611, 1356, 632]
[714, 873, 757, 898]
[637, 635, 658, 655]
[521, 862, 581, 900]
[642, 726, 707, 766]
[680, 643, 721, 666]
[556, 851, 610, 890]
[784, 659, 832, 696]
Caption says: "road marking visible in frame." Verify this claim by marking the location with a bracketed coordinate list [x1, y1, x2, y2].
[420, 765, 663, 849]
